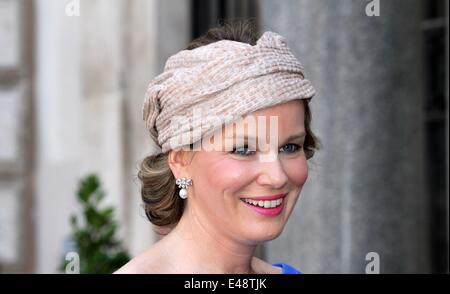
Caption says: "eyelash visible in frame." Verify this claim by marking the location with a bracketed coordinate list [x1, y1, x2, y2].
[229, 143, 303, 157]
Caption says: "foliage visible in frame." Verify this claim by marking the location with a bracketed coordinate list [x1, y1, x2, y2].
[60, 174, 130, 273]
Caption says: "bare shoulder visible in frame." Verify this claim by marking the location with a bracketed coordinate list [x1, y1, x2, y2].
[251, 256, 283, 274]
[113, 244, 168, 274]
[113, 259, 143, 274]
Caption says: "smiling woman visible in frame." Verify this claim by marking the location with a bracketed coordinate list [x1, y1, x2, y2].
[115, 21, 320, 274]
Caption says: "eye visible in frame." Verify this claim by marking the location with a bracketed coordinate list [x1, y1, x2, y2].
[230, 145, 256, 156]
[279, 143, 302, 154]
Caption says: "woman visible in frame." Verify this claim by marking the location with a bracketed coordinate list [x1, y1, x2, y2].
[116, 22, 319, 274]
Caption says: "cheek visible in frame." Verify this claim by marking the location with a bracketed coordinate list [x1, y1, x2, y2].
[284, 157, 308, 187]
[203, 158, 253, 195]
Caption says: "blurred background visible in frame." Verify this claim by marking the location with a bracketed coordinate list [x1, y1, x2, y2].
[0, 0, 448, 273]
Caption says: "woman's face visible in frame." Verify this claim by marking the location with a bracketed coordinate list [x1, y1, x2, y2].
[181, 99, 308, 244]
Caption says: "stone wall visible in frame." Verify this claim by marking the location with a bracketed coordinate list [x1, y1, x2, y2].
[0, 0, 190, 273]
[0, 0, 34, 273]
[260, 0, 430, 273]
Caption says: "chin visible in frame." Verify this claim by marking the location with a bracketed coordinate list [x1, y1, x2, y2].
[243, 223, 285, 243]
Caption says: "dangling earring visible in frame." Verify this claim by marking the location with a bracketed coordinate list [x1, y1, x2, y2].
[176, 177, 192, 199]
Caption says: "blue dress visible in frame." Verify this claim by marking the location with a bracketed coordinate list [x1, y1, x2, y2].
[272, 262, 302, 274]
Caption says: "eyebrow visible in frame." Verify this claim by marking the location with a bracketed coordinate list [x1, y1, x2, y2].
[283, 132, 306, 143]
[225, 132, 306, 143]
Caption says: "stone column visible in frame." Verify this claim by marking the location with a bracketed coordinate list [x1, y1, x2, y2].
[122, 0, 191, 256]
[260, 0, 430, 273]
[34, 0, 83, 273]
[121, 0, 160, 259]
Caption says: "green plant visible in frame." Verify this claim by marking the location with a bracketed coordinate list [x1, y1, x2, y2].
[60, 174, 130, 273]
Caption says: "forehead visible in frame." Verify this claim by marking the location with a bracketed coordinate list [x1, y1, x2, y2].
[195, 100, 305, 152]
[226, 100, 305, 134]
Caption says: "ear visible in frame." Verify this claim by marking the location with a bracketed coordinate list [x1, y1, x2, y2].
[168, 150, 193, 179]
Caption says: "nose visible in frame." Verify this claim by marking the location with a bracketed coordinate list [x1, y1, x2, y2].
[256, 155, 289, 189]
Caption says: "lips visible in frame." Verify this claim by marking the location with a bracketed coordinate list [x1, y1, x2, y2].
[240, 193, 287, 216]
[240, 193, 288, 201]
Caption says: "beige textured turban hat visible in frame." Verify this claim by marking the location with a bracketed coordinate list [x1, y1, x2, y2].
[143, 31, 315, 153]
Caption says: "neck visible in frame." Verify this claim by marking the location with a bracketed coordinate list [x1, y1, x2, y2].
[160, 206, 257, 274]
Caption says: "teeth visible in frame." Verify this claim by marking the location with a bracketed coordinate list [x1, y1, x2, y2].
[242, 198, 284, 208]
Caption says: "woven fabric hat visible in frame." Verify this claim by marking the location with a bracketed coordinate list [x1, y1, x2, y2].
[143, 31, 315, 153]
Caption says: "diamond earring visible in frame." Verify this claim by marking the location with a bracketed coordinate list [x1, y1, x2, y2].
[176, 177, 192, 199]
